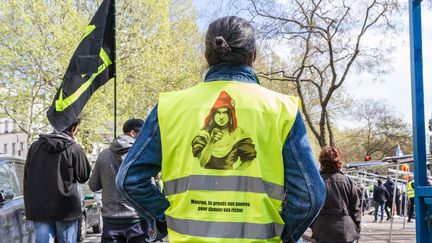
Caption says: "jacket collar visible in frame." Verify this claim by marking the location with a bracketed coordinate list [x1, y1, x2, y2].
[321, 169, 344, 175]
[204, 63, 260, 84]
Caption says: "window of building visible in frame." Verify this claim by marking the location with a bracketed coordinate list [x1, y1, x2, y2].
[4, 120, 9, 133]
[3, 144, 7, 154]
[12, 143, 16, 156]
[20, 142, 24, 152]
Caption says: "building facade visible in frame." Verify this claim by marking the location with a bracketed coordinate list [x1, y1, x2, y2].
[0, 118, 27, 157]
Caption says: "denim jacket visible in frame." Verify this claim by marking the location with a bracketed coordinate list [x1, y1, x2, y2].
[116, 63, 326, 242]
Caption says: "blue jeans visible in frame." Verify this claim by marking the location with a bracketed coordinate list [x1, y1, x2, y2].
[374, 201, 385, 222]
[34, 219, 78, 243]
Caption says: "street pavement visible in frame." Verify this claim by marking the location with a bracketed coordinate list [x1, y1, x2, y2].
[302, 214, 416, 243]
[357, 214, 416, 243]
[81, 214, 415, 243]
[81, 232, 169, 243]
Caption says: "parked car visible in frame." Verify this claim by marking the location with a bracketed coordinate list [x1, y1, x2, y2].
[0, 155, 34, 243]
[77, 184, 103, 242]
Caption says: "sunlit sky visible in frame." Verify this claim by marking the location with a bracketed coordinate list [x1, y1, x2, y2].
[192, 1, 432, 131]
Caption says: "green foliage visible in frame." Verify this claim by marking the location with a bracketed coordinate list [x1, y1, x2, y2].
[0, 0, 91, 143]
[0, 0, 203, 151]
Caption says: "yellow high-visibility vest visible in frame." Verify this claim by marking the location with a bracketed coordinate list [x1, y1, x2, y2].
[158, 81, 300, 242]
[407, 181, 415, 199]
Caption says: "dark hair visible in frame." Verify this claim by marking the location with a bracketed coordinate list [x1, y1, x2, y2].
[123, 118, 144, 134]
[377, 179, 383, 186]
[319, 146, 343, 173]
[205, 108, 235, 133]
[205, 16, 256, 66]
[63, 117, 81, 133]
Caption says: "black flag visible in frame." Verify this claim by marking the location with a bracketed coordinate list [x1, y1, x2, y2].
[47, 0, 114, 132]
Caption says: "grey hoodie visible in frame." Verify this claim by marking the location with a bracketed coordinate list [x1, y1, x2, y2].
[89, 135, 140, 219]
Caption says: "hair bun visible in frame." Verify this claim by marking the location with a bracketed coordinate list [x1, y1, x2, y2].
[214, 36, 231, 55]
[215, 36, 225, 45]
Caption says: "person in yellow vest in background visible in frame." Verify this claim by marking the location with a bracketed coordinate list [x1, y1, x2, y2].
[116, 16, 326, 243]
[407, 179, 415, 222]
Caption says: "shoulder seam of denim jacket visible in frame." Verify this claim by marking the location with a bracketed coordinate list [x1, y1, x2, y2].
[116, 120, 160, 222]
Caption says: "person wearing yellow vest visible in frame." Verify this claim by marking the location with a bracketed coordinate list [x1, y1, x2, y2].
[116, 16, 326, 243]
[407, 180, 415, 222]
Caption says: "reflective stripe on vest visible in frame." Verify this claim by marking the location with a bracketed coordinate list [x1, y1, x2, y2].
[164, 175, 285, 201]
[158, 81, 299, 242]
[407, 181, 415, 198]
[166, 215, 284, 239]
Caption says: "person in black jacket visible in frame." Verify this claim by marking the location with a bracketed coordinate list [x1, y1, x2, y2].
[395, 187, 401, 216]
[373, 179, 389, 223]
[24, 118, 91, 243]
[383, 177, 395, 220]
[311, 146, 361, 243]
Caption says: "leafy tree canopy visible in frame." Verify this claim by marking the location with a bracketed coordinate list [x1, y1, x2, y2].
[0, 0, 204, 152]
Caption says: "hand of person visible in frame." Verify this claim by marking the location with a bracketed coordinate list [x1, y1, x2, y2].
[210, 128, 223, 142]
[156, 220, 168, 235]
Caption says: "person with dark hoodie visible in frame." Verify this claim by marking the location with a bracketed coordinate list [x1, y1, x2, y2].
[373, 179, 389, 223]
[383, 176, 395, 220]
[88, 118, 146, 243]
[24, 118, 91, 243]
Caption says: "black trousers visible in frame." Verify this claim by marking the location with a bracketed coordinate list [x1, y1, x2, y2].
[408, 197, 415, 221]
[384, 201, 393, 219]
[102, 220, 148, 243]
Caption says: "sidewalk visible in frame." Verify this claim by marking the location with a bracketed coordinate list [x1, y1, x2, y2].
[302, 214, 416, 243]
[358, 214, 415, 243]
[86, 214, 416, 242]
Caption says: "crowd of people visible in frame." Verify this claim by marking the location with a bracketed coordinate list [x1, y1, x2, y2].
[22, 15, 416, 243]
[360, 176, 415, 223]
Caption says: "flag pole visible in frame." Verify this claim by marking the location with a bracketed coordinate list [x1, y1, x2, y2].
[113, 0, 117, 139]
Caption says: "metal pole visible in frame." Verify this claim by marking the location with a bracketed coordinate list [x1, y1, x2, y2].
[403, 173, 408, 229]
[389, 162, 399, 242]
[113, 0, 117, 139]
[357, 168, 365, 215]
[409, 0, 431, 241]
[360, 188, 365, 216]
